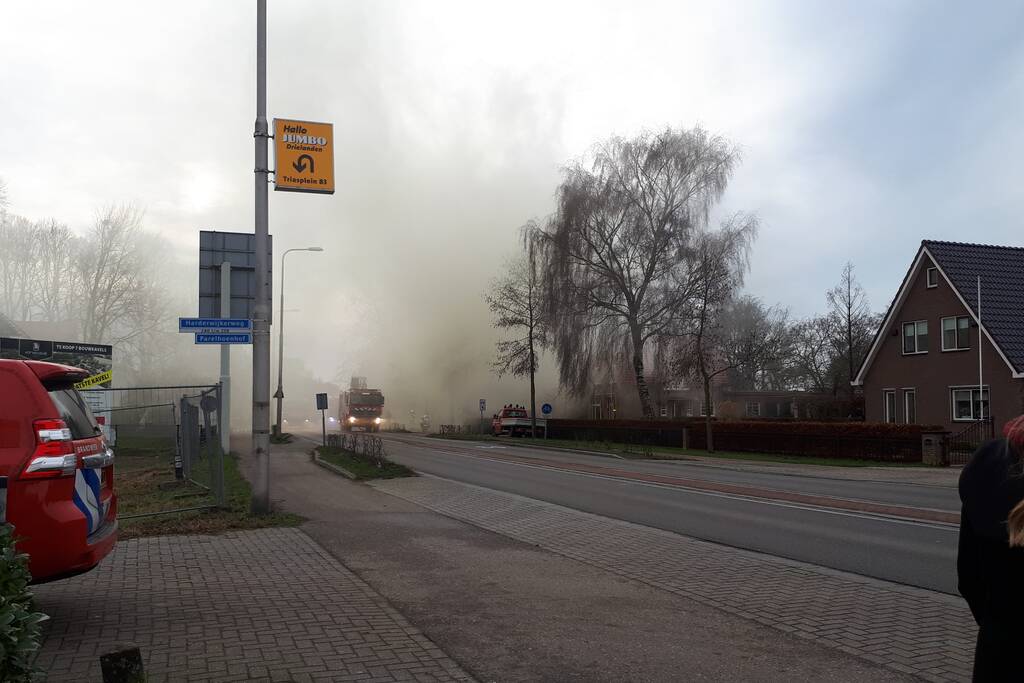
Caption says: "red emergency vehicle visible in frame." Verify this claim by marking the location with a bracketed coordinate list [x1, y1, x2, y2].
[0, 360, 117, 582]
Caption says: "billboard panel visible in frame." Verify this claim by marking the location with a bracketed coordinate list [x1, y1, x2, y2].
[0, 337, 113, 387]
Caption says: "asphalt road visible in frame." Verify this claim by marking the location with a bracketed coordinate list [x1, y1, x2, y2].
[375, 434, 961, 594]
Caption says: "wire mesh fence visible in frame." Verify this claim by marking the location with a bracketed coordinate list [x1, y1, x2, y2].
[81, 385, 225, 519]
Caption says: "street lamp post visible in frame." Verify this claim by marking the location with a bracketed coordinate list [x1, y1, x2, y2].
[273, 246, 323, 438]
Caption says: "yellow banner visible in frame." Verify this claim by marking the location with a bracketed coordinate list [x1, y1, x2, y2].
[74, 370, 112, 389]
[274, 118, 335, 194]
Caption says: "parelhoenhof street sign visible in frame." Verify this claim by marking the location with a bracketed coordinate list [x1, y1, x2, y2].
[273, 118, 334, 194]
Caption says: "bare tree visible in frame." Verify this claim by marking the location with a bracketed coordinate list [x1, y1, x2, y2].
[788, 315, 840, 394]
[35, 219, 78, 323]
[0, 215, 42, 321]
[535, 126, 751, 418]
[76, 205, 150, 343]
[486, 231, 546, 436]
[668, 227, 763, 452]
[826, 262, 874, 398]
[726, 297, 794, 391]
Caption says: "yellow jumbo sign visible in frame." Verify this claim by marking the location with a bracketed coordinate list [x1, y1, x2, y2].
[274, 118, 335, 194]
[74, 370, 112, 389]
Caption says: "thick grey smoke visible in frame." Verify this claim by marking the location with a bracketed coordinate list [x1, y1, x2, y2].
[4, 1, 1023, 429]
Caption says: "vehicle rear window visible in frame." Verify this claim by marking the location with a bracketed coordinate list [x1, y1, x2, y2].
[48, 389, 99, 440]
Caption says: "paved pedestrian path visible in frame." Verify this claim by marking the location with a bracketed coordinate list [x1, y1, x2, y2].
[34, 527, 472, 682]
[372, 475, 975, 683]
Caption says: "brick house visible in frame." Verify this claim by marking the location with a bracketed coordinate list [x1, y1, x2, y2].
[853, 240, 1024, 434]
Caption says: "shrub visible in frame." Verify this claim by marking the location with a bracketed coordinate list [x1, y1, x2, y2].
[0, 524, 47, 682]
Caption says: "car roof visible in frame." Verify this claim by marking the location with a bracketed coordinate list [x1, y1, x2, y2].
[0, 359, 91, 384]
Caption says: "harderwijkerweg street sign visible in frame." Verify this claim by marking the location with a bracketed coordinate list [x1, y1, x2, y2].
[179, 317, 253, 334]
[274, 118, 334, 194]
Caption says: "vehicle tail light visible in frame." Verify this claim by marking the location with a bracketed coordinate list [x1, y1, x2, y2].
[23, 419, 77, 478]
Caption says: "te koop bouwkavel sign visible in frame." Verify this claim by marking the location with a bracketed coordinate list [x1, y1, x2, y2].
[274, 118, 334, 194]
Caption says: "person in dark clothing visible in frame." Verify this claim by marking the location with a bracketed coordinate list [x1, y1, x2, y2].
[958, 415, 1024, 681]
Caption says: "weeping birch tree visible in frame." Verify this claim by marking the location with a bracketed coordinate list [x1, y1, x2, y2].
[533, 126, 749, 418]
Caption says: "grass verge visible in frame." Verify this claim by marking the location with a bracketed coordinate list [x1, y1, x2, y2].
[115, 438, 303, 539]
[316, 446, 415, 480]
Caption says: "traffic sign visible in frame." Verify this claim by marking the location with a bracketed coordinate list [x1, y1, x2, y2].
[274, 118, 334, 194]
[479, 398, 486, 412]
[179, 317, 252, 334]
[316, 393, 328, 410]
[541, 403, 553, 415]
[195, 333, 252, 345]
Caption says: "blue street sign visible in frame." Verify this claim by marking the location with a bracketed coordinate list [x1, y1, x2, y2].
[541, 403, 553, 415]
[195, 333, 252, 345]
[179, 317, 252, 334]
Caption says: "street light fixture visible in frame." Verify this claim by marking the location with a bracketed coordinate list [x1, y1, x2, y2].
[273, 246, 324, 437]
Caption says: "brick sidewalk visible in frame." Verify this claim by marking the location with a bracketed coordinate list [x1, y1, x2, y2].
[372, 475, 976, 683]
[34, 527, 472, 682]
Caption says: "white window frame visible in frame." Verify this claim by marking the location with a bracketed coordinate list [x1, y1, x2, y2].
[941, 315, 971, 352]
[659, 405, 668, 418]
[903, 389, 916, 425]
[950, 385, 990, 422]
[745, 401, 761, 418]
[926, 267, 938, 288]
[700, 401, 715, 417]
[883, 389, 897, 424]
[902, 320, 928, 355]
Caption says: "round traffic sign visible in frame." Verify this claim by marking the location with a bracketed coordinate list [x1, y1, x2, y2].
[541, 403, 553, 415]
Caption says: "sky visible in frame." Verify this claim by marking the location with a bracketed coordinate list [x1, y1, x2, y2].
[2, 1, 1023, 423]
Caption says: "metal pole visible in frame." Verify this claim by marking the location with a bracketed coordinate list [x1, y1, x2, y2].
[274, 248, 321, 438]
[978, 276, 984, 421]
[251, 0, 271, 515]
[220, 262, 231, 455]
[321, 409, 326, 447]
[274, 251, 286, 437]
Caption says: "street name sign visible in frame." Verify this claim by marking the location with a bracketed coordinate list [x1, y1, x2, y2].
[179, 318, 253, 334]
[274, 118, 335, 194]
[195, 333, 252, 345]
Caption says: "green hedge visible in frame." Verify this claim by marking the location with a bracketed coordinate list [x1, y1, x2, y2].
[0, 525, 47, 681]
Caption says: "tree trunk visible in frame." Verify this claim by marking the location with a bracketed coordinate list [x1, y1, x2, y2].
[529, 332, 537, 439]
[703, 376, 714, 453]
[630, 326, 654, 418]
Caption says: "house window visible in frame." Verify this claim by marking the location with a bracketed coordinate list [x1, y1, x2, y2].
[926, 267, 938, 288]
[883, 390, 897, 423]
[941, 316, 970, 351]
[700, 401, 714, 417]
[904, 389, 916, 424]
[746, 402, 761, 418]
[660, 405, 667, 418]
[952, 387, 990, 422]
[902, 321, 928, 354]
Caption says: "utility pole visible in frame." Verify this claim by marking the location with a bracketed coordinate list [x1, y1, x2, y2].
[978, 276, 985, 422]
[251, 0, 271, 515]
[220, 261, 231, 456]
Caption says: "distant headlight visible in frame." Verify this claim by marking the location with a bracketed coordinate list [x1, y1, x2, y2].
[348, 416, 357, 423]
[374, 417, 382, 424]
[328, 417, 336, 422]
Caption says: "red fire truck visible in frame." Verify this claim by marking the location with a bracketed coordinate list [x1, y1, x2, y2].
[340, 377, 385, 432]
[492, 404, 546, 437]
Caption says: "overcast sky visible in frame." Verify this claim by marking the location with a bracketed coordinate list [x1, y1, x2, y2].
[2, 1, 1022, 420]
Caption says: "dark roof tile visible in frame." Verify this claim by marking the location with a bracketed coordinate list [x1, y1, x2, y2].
[923, 240, 1024, 373]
